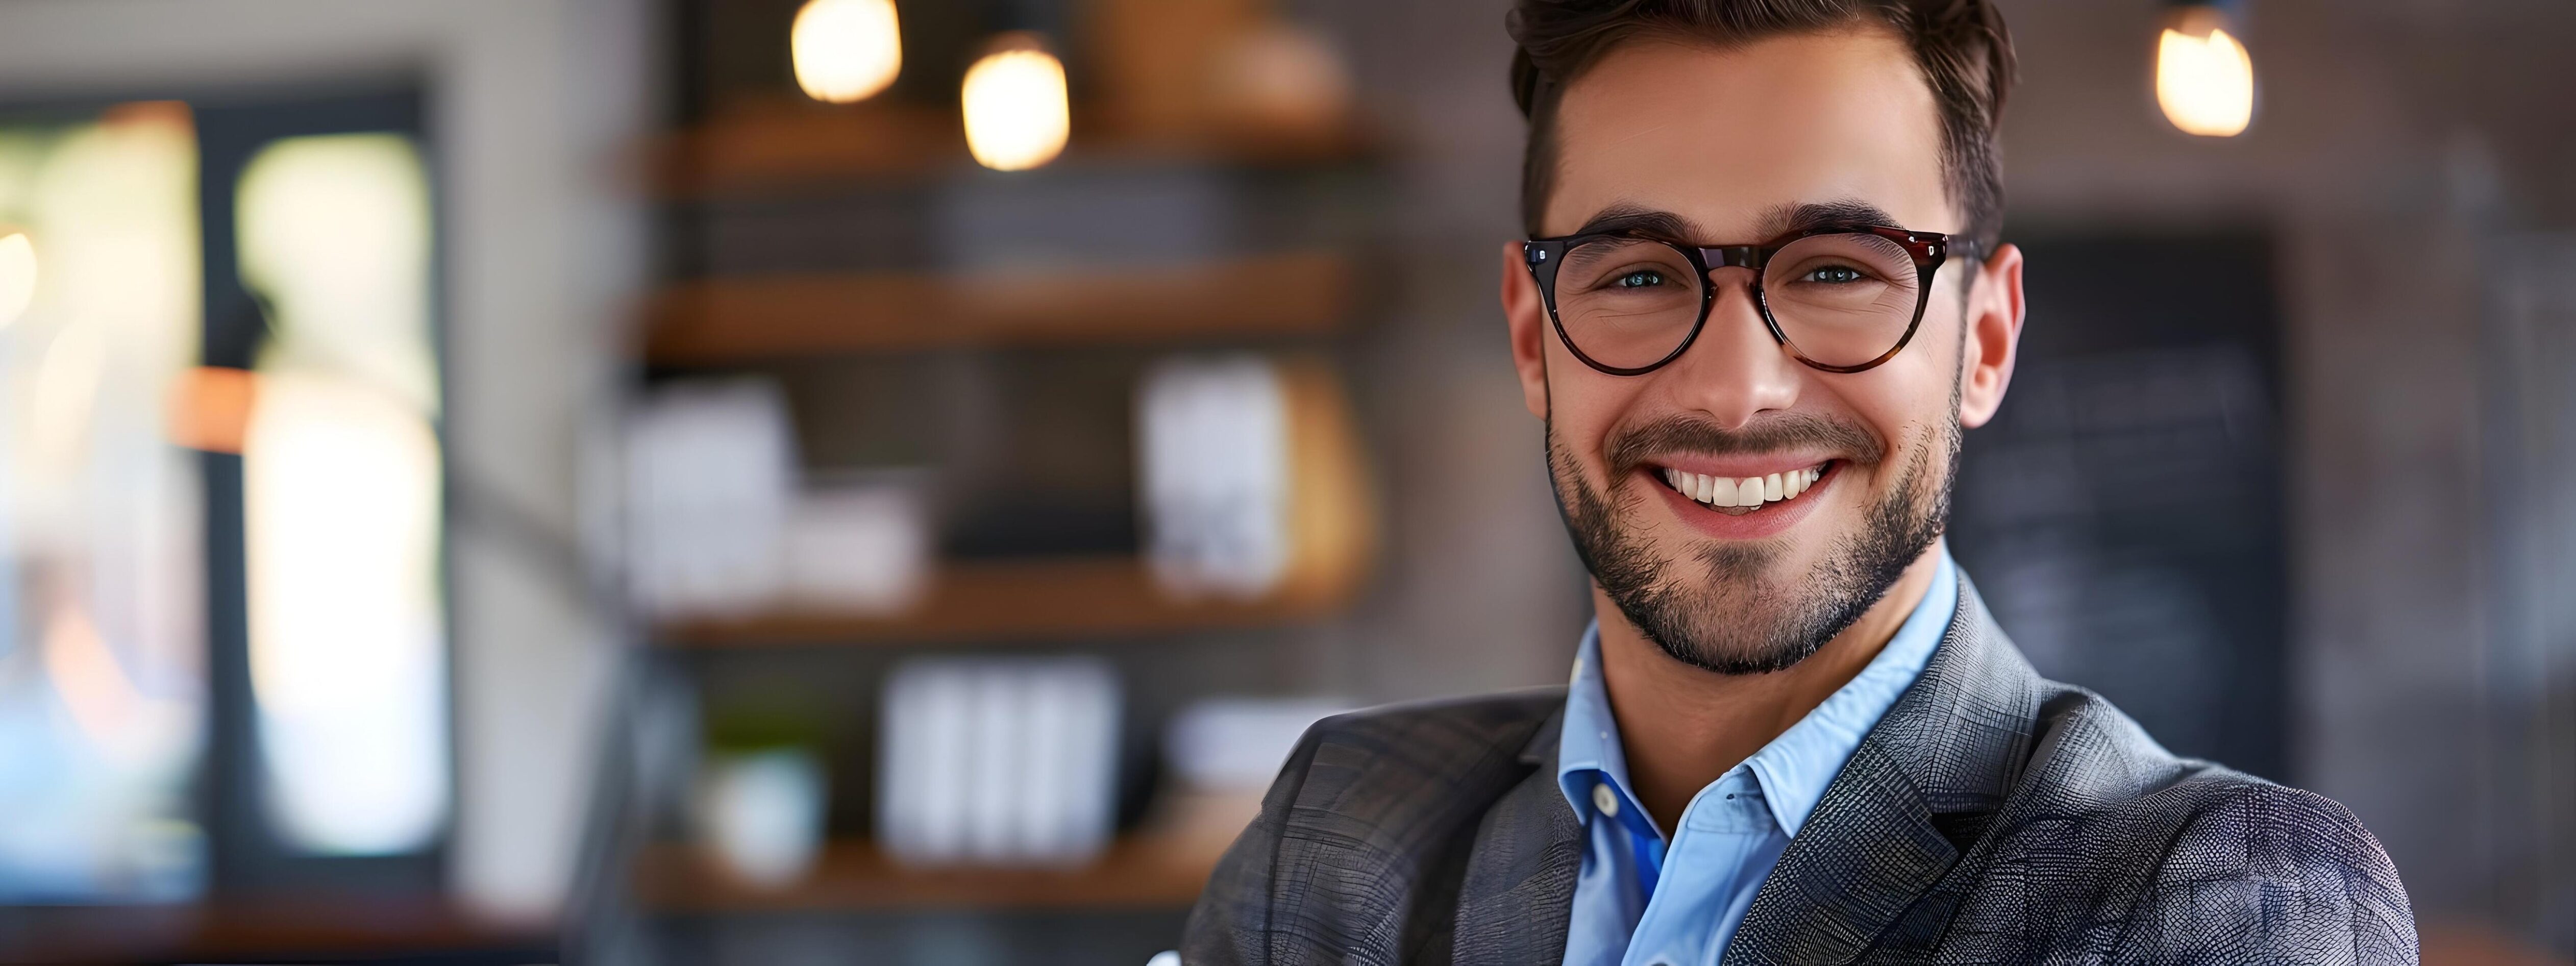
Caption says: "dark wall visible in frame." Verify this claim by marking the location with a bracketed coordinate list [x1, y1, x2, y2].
[1949, 232, 2288, 779]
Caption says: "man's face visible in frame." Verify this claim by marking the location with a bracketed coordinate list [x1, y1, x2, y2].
[1503, 29, 2023, 674]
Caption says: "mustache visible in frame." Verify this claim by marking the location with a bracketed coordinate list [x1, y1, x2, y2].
[1603, 411, 1886, 477]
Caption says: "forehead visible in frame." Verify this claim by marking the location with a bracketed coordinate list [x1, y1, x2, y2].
[1544, 29, 1950, 240]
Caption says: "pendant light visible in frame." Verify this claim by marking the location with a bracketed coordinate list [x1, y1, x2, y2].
[791, 0, 903, 104]
[2154, 1, 2257, 137]
[960, 32, 1070, 171]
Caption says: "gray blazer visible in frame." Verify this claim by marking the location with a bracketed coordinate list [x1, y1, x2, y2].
[1181, 576, 2417, 964]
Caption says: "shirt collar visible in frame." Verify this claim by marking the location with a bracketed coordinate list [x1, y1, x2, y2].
[1556, 621, 1637, 822]
[1556, 544, 1959, 838]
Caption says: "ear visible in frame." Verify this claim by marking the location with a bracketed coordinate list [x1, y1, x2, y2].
[1500, 240, 1551, 420]
[1956, 242, 2025, 430]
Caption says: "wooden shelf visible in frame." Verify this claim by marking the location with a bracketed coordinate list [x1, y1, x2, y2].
[643, 251, 1354, 365]
[658, 555, 1357, 647]
[654, 101, 1368, 198]
[633, 833, 1228, 912]
[2, 897, 551, 963]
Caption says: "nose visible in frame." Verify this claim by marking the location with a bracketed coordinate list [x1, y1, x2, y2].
[1654, 268, 1801, 428]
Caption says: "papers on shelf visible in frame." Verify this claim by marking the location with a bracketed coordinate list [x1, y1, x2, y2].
[1137, 355, 1290, 599]
[624, 379, 795, 620]
[624, 378, 927, 620]
[877, 656, 1122, 867]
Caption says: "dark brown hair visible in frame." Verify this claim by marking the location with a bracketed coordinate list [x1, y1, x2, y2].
[1508, 0, 2016, 252]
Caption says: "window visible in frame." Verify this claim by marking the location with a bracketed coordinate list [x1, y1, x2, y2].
[0, 88, 450, 903]
[0, 102, 208, 903]
[235, 132, 446, 857]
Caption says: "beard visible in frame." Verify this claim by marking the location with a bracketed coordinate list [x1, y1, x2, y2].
[1547, 398, 1960, 676]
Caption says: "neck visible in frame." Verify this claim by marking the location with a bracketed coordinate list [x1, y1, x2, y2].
[1594, 539, 1946, 836]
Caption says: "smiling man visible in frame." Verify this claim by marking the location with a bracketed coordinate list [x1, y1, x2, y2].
[1180, 1, 2416, 963]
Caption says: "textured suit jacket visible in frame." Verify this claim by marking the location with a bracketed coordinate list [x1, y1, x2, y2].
[1181, 576, 2418, 964]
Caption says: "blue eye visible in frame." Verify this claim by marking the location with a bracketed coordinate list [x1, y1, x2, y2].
[1802, 265, 1866, 284]
[1615, 269, 1667, 288]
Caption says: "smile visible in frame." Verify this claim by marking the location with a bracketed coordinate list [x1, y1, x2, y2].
[1656, 462, 1831, 514]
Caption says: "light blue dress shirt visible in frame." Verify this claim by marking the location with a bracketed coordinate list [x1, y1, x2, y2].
[1555, 547, 1956, 966]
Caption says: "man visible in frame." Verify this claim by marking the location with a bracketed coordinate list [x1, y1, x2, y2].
[1182, 1, 2417, 963]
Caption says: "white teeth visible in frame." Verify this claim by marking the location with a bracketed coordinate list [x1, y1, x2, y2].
[1666, 463, 1828, 509]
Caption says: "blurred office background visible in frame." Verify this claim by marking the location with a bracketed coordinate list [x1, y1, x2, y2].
[0, 0, 2566, 963]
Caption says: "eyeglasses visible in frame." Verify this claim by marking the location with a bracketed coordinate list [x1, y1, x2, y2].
[1523, 224, 1968, 376]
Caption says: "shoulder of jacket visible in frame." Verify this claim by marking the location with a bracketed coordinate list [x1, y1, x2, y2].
[2011, 693, 2399, 887]
[1182, 687, 1572, 964]
[2155, 776, 2402, 881]
[2123, 772, 2419, 959]
[1261, 686, 1566, 829]
[1300, 686, 1566, 752]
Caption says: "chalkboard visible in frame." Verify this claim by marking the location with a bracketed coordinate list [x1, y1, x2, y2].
[1948, 232, 2287, 780]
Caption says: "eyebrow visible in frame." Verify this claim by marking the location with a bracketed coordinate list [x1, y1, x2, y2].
[1568, 204, 1703, 243]
[1566, 197, 1904, 244]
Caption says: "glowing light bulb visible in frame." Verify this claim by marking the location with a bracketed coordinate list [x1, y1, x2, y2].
[2155, 6, 2255, 137]
[961, 35, 1070, 172]
[0, 232, 37, 328]
[791, 0, 902, 104]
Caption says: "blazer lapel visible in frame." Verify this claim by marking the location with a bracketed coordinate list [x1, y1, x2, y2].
[1450, 707, 1582, 965]
[1721, 574, 2044, 965]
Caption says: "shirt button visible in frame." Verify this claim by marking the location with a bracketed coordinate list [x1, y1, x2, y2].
[1592, 782, 1620, 817]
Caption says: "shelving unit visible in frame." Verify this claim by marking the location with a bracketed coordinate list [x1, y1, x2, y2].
[607, 3, 1389, 958]
[7, 898, 551, 963]
[645, 250, 1354, 364]
[633, 833, 1231, 912]
[661, 555, 1354, 647]
[654, 99, 1368, 197]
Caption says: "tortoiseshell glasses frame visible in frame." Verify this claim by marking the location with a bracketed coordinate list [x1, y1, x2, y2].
[1522, 224, 1971, 376]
